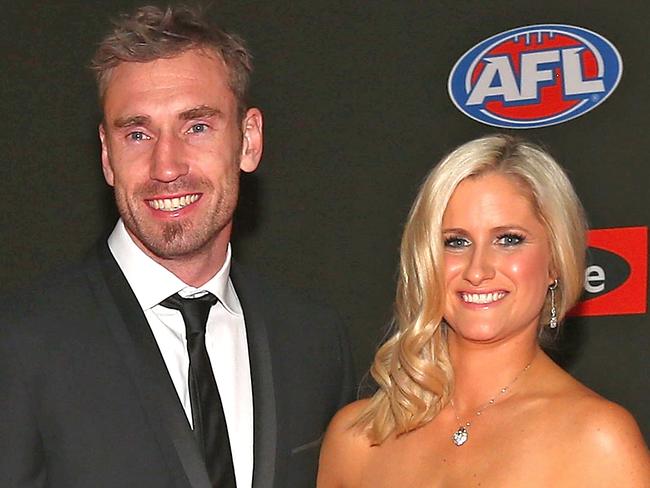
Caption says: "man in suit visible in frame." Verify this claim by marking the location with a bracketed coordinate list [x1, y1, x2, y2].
[0, 5, 355, 487]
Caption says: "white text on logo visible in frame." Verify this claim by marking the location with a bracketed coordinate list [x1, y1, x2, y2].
[467, 48, 605, 106]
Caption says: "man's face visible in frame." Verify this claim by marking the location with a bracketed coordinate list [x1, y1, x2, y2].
[99, 49, 262, 262]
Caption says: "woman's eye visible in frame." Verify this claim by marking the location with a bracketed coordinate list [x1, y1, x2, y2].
[496, 233, 525, 246]
[444, 236, 470, 249]
[188, 123, 208, 134]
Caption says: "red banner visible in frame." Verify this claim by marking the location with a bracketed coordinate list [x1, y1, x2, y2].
[570, 226, 648, 316]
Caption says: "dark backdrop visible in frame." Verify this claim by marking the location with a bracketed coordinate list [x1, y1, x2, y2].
[1, 1, 647, 439]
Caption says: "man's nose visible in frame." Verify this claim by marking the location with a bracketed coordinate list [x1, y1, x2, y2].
[150, 132, 190, 182]
[462, 245, 495, 286]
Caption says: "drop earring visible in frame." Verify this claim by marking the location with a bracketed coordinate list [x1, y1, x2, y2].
[548, 279, 559, 329]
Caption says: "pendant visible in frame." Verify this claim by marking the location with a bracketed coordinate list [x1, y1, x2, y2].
[452, 426, 468, 446]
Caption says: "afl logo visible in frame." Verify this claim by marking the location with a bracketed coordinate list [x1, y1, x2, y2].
[448, 24, 623, 129]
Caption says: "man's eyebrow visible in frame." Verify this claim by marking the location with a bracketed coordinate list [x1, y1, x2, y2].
[179, 105, 223, 120]
[113, 115, 151, 128]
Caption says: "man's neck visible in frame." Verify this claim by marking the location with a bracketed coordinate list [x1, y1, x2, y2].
[153, 248, 228, 287]
[127, 227, 231, 288]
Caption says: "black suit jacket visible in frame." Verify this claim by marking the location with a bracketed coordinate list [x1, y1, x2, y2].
[0, 243, 355, 487]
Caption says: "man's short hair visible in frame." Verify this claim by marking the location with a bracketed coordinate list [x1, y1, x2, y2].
[91, 4, 253, 118]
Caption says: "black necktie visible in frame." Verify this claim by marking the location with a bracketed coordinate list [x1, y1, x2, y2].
[160, 293, 236, 487]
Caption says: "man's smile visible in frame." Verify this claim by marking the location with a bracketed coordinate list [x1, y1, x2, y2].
[146, 193, 201, 211]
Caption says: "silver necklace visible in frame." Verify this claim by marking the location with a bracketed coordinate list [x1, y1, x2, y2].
[450, 361, 532, 447]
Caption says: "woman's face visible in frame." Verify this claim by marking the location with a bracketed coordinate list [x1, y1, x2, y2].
[442, 172, 554, 344]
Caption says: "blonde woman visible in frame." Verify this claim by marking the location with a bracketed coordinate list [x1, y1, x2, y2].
[318, 135, 649, 487]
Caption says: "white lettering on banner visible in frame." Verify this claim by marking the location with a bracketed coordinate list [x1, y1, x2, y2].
[519, 51, 559, 99]
[562, 47, 605, 95]
[466, 49, 606, 106]
[584, 265, 606, 294]
[467, 56, 521, 104]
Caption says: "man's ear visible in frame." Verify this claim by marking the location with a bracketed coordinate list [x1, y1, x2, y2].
[239, 108, 263, 173]
[99, 123, 115, 187]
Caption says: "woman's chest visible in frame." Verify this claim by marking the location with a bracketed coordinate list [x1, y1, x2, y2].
[358, 414, 560, 488]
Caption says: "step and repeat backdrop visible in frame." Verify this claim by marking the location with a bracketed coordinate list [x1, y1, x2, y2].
[2, 1, 647, 437]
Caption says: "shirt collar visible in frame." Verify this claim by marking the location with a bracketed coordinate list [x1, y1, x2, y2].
[107, 219, 241, 315]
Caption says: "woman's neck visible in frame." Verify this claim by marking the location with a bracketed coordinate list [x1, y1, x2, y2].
[447, 331, 541, 413]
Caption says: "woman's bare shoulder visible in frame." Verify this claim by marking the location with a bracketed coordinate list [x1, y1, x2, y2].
[317, 399, 374, 487]
[525, 358, 649, 484]
[575, 395, 647, 451]
[321, 399, 374, 454]
[328, 398, 370, 427]
[553, 385, 649, 485]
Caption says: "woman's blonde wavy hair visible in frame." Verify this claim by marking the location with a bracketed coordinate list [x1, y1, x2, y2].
[355, 134, 587, 443]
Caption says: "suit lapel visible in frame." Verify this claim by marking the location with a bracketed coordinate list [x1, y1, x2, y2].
[86, 244, 212, 488]
[230, 263, 278, 488]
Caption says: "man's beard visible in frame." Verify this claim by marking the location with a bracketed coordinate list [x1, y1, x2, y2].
[115, 170, 240, 260]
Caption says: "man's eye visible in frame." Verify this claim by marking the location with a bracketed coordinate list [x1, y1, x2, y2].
[188, 123, 208, 134]
[128, 131, 149, 141]
[444, 236, 470, 249]
[496, 233, 525, 246]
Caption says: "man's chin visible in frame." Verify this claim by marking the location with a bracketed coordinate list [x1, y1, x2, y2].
[125, 221, 204, 260]
[139, 237, 209, 261]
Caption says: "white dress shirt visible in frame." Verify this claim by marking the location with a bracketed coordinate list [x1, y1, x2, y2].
[108, 219, 253, 487]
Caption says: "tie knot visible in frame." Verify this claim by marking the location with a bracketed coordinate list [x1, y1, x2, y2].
[160, 292, 218, 336]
